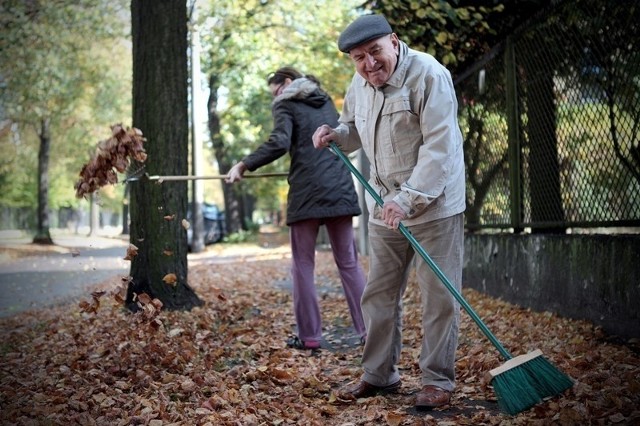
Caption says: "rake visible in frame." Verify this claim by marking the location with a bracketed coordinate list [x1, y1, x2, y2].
[330, 142, 573, 415]
[124, 171, 288, 183]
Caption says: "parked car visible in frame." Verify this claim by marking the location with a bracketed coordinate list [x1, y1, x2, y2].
[187, 203, 226, 248]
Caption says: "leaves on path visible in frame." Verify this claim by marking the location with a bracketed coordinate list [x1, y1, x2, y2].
[78, 290, 106, 315]
[1, 249, 638, 425]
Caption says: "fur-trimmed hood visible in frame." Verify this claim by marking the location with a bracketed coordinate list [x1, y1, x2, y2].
[273, 77, 329, 108]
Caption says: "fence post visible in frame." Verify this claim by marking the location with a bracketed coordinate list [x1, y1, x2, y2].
[505, 36, 523, 233]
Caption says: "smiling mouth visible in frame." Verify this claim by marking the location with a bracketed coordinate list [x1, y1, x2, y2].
[369, 70, 386, 81]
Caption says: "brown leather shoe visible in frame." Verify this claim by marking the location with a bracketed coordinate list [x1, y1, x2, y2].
[337, 379, 401, 400]
[415, 385, 451, 409]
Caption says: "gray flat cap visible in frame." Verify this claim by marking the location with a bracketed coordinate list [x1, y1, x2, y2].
[338, 14, 392, 53]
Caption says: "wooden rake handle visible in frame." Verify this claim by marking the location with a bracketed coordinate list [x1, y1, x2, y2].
[126, 172, 288, 182]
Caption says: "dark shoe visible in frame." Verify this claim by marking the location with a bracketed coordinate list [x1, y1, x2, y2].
[286, 336, 320, 350]
[415, 385, 451, 409]
[337, 379, 401, 400]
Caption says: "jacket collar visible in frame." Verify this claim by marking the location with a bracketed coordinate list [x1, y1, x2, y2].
[386, 41, 409, 88]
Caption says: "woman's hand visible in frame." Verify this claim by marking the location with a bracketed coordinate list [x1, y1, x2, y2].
[225, 162, 247, 183]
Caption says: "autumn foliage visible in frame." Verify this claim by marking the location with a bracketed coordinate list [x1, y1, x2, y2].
[74, 124, 147, 198]
[1, 247, 639, 425]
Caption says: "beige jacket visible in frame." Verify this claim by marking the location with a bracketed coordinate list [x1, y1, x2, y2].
[334, 41, 466, 227]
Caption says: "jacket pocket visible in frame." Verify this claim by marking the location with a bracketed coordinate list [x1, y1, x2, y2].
[354, 106, 368, 141]
[380, 97, 420, 157]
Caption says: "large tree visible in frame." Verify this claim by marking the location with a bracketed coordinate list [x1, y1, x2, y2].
[126, 0, 202, 311]
[0, 0, 131, 241]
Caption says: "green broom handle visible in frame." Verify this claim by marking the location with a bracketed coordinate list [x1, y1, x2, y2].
[330, 142, 513, 361]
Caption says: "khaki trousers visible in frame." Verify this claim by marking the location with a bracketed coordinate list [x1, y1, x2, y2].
[361, 214, 463, 391]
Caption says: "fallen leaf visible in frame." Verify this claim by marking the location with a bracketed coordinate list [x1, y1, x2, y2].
[136, 292, 151, 304]
[163, 273, 177, 285]
[609, 413, 626, 423]
[386, 411, 403, 426]
[123, 244, 138, 260]
[181, 378, 197, 392]
[112, 285, 127, 304]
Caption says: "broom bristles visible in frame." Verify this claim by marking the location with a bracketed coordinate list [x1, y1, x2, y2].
[488, 350, 574, 415]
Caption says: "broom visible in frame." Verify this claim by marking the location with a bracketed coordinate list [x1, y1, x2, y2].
[329, 142, 573, 415]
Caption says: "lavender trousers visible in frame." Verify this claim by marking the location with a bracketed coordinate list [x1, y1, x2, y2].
[361, 214, 464, 392]
[289, 215, 367, 343]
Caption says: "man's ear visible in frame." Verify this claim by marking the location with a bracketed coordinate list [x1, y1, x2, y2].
[390, 33, 400, 53]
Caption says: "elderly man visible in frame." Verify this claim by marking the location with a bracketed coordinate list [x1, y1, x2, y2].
[313, 14, 466, 410]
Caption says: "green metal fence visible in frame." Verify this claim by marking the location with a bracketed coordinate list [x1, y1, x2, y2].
[455, 0, 640, 231]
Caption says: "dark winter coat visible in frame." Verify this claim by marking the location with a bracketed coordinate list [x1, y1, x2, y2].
[242, 78, 361, 225]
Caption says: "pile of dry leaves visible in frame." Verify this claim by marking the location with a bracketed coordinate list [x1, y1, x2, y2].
[74, 125, 147, 199]
[1, 248, 638, 425]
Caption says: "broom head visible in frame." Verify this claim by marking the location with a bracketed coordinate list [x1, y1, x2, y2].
[486, 349, 574, 415]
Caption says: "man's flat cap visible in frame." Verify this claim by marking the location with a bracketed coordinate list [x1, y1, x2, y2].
[338, 14, 392, 53]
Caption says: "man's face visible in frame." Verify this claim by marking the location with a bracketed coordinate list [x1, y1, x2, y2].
[349, 34, 399, 88]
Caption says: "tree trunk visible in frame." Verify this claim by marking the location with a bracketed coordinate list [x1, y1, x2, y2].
[33, 118, 53, 245]
[207, 74, 247, 233]
[127, 0, 201, 311]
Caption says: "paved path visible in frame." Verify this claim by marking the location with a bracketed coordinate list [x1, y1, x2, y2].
[0, 232, 293, 318]
[0, 234, 130, 317]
